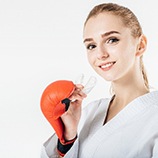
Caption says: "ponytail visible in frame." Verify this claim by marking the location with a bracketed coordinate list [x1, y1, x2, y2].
[140, 56, 149, 90]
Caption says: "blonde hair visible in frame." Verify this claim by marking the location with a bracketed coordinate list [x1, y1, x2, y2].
[84, 3, 149, 90]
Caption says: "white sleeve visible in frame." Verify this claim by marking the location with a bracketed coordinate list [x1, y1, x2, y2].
[40, 133, 79, 158]
[40, 133, 59, 158]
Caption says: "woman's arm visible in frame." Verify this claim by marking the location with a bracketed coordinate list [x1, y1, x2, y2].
[40, 83, 86, 157]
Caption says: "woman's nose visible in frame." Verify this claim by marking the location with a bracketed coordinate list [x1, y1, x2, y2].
[97, 45, 109, 60]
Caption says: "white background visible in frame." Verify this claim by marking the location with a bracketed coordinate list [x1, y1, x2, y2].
[0, 0, 158, 157]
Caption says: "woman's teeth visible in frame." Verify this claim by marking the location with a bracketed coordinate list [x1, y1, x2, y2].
[101, 62, 114, 68]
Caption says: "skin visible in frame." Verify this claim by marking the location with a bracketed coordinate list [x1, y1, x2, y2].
[60, 12, 149, 157]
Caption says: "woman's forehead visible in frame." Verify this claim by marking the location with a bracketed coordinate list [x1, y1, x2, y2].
[83, 13, 127, 38]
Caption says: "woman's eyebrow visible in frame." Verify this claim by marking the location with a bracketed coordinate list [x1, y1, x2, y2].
[101, 31, 120, 38]
[83, 38, 93, 43]
[83, 31, 120, 43]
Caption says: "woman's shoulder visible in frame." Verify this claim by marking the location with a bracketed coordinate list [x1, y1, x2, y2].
[139, 90, 158, 107]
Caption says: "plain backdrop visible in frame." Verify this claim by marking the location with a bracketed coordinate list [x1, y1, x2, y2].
[0, 0, 158, 157]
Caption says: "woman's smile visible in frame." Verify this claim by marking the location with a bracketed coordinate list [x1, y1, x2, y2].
[98, 61, 116, 71]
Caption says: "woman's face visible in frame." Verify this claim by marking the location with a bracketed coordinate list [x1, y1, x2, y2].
[83, 13, 140, 82]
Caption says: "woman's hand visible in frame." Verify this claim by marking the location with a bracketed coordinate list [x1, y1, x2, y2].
[61, 84, 87, 141]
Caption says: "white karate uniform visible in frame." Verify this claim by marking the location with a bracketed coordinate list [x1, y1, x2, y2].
[41, 91, 158, 158]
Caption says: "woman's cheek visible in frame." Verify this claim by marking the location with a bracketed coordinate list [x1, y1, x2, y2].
[87, 54, 95, 67]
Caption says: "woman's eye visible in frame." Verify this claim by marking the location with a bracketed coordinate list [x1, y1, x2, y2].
[87, 44, 96, 50]
[107, 38, 119, 44]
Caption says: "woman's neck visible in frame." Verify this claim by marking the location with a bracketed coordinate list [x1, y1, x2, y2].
[104, 82, 149, 124]
[111, 80, 149, 109]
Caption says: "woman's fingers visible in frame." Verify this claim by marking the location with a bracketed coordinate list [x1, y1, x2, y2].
[69, 84, 87, 102]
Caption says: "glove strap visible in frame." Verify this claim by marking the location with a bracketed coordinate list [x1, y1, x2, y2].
[61, 98, 71, 111]
[57, 135, 77, 157]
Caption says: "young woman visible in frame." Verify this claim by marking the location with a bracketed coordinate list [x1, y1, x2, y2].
[41, 3, 158, 158]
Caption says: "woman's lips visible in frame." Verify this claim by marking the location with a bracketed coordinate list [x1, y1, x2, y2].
[99, 61, 116, 71]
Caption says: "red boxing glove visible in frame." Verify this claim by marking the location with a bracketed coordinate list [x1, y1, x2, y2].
[40, 80, 75, 144]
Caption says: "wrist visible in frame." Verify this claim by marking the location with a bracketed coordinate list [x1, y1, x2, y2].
[64, 131, 77, 141]
[57, 135, 77, 157]
[64, 134, 77, 142]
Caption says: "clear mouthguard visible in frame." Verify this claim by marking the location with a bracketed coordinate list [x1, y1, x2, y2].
[75, 74, 97, 94]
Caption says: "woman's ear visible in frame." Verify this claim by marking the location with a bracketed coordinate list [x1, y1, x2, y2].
[136, 35, 147, 57]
